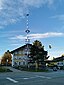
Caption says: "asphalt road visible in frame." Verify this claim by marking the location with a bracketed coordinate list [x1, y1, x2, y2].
[0, 70, 64, 85]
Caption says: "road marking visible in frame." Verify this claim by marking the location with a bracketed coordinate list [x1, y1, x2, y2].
[6, 77, 18, 83]
[46, 77, 51, 79]
[23, 76, 51, 80]
[23, 78, 29, 79]
[23, 77, 38, 80]
[36, 75, 52, 79]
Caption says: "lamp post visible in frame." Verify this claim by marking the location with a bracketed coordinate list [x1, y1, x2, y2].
[48, 44, 52, 59]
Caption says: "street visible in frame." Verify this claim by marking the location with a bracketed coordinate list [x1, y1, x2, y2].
[0, 70, 64, 85]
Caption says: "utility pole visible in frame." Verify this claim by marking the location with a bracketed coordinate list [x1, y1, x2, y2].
[25, 13, 30, 68]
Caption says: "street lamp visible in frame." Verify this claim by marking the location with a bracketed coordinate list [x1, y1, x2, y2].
[48, 44, 52, 59]
[49, 44, 52, 49]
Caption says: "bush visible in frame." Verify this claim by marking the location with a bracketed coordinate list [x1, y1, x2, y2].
[0, 67, 12, 72]
[0, 67, 6, 72]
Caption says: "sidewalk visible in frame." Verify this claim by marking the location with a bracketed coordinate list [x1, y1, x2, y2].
[6, 66, 21, 72]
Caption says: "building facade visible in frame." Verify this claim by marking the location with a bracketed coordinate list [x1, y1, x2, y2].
[11, 44, 32, 67]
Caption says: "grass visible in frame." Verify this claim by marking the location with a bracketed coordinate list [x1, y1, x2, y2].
[20, 67, 49, 72]
[14, 66, 50, 72]
[0, 66, 12, 72]
[24, 69, 48, 72]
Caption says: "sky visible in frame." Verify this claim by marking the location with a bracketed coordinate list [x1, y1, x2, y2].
[0, 0, 64, 60]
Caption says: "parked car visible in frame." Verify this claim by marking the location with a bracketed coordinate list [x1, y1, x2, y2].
[57, 62, 63, 70]
[53, 66, 57, 71]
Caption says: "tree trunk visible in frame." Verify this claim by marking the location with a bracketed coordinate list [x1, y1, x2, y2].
[35, 60, 38, 71]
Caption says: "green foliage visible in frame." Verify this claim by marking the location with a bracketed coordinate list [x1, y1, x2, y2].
[30, 40, 48, 61]
[21, 68, 48, 72]
[33, 40, 43, 48]
[0, 67, 6, 72]
[29, 40, 48, 69]
[0, 67, 12, 72]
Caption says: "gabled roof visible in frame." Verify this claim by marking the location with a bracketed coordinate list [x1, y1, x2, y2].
[11, 44, 32, 54]
[52, 56, 64, 62]
[45, 56, 64, 63]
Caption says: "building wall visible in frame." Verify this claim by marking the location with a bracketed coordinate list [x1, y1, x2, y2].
[12, 46, 30, 67]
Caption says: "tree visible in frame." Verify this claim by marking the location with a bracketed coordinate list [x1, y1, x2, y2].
[33, 40, 43, 48]
[29, 40, 49, 70]
[1, 50, 12, 66]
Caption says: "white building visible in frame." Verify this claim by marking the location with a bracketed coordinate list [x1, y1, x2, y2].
[11, 44, 32, 67]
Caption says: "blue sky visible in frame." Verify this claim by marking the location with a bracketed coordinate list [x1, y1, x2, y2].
[0, 0, 64, 60]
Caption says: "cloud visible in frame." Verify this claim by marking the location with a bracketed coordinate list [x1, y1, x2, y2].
[10, 43, 21, 46]
[28, 32, 64, 39]
[10, 32, 64, 40]
[0, 0, 55, 28]
[23, 0, 54, 7]
[10, 35, 26, 40]
[50, 14, 64, 21]
[0, 30, 25, 38]
[0, 31, 16, 38]
[0, 0, 3, 10]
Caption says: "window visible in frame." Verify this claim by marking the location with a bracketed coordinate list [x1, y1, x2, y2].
[19, 58, 21, 59]
[19, 62, 21, 65]
[23, 61, 25, 65]
[14, 62, 17, 65]
[14, 56, 17, 59]
[19, 51, 22, 54]
[15, 52, 17, 54]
